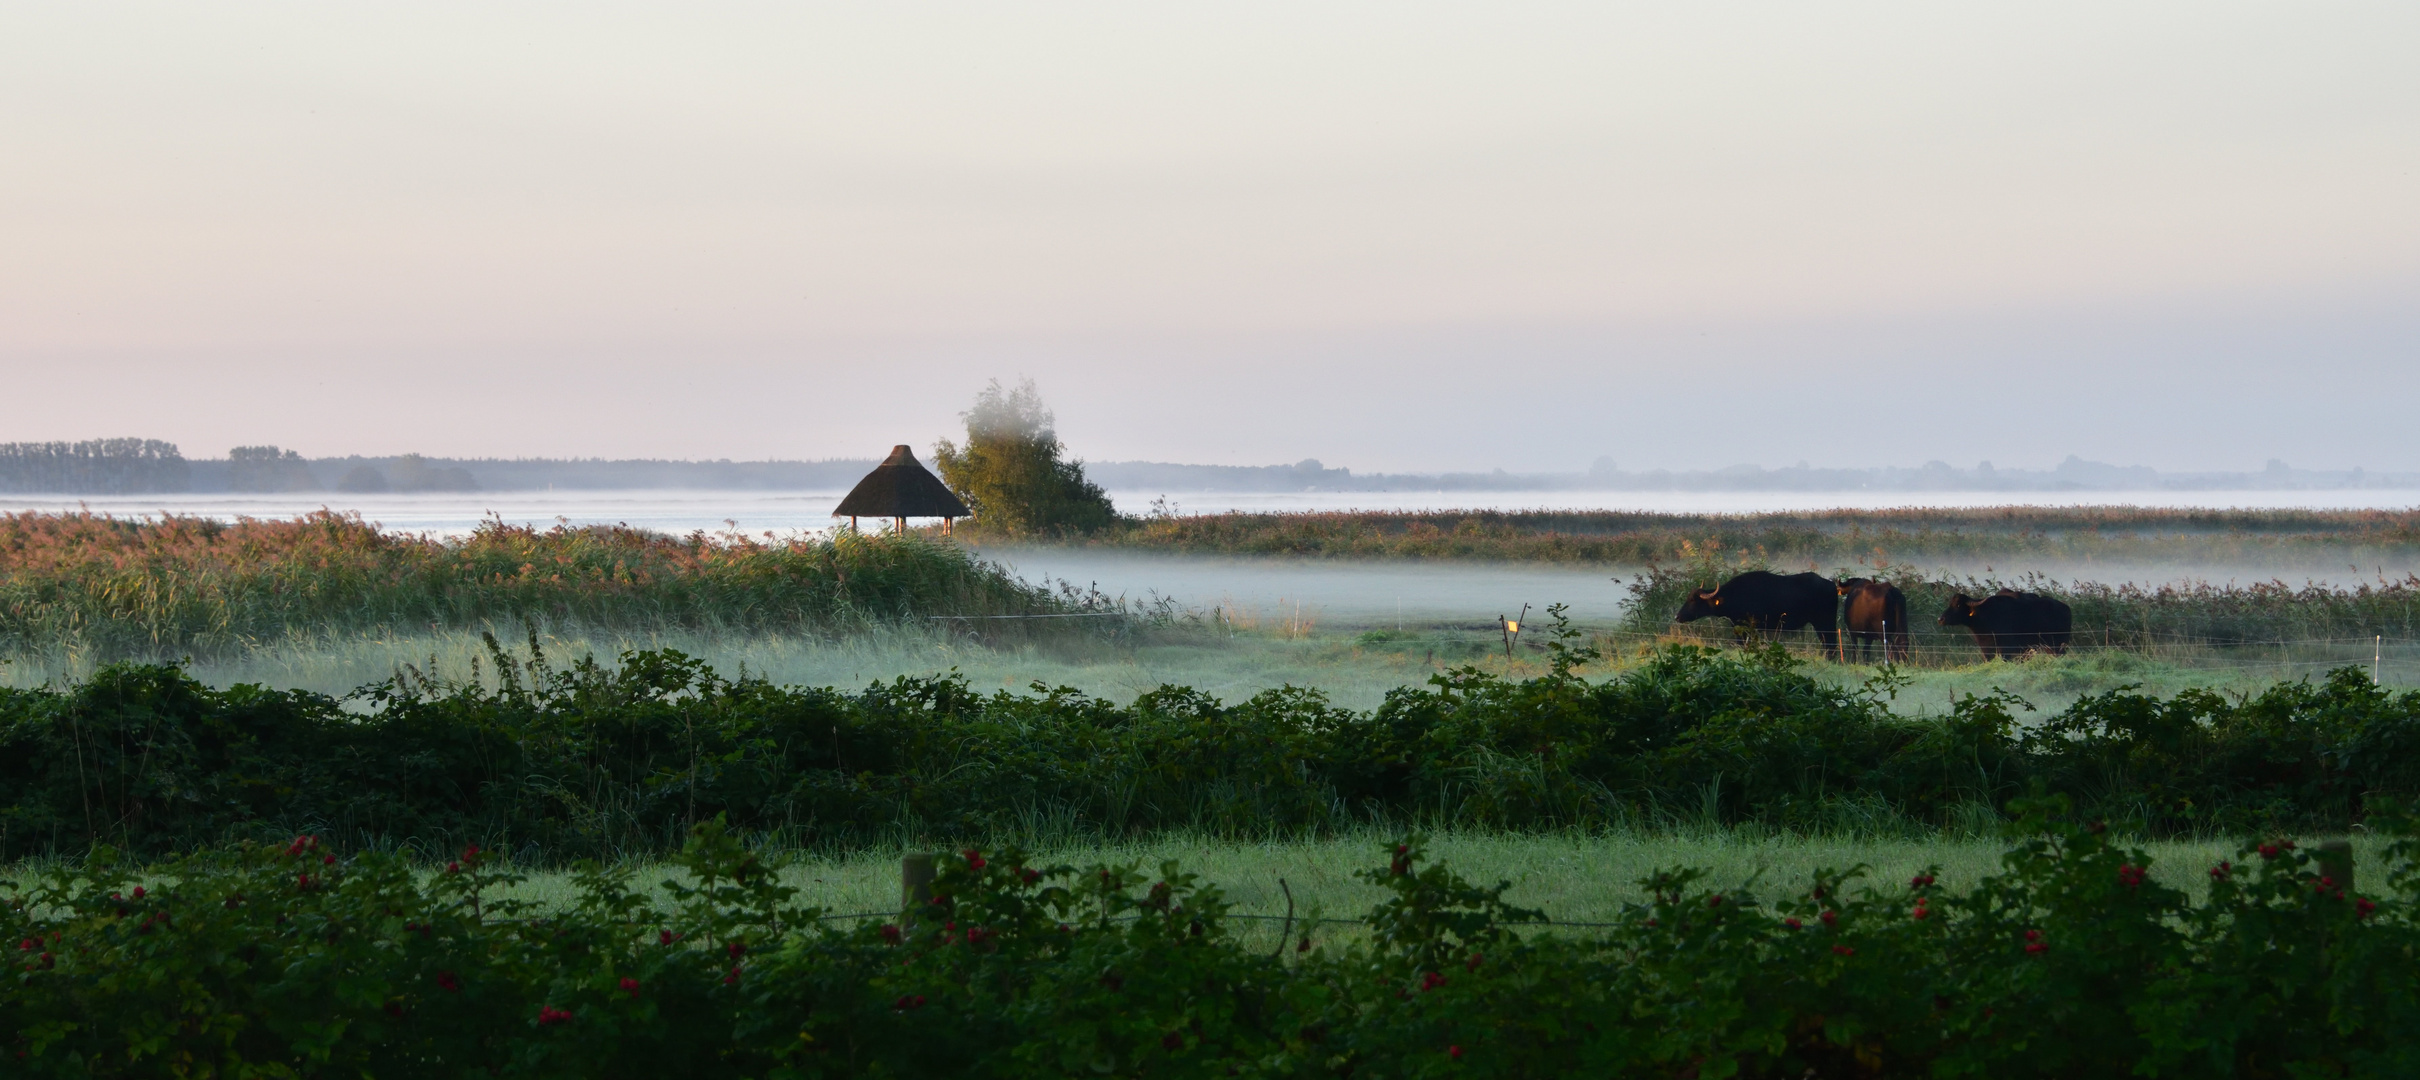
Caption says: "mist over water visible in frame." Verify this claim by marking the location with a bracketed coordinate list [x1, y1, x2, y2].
[11, 487, 2420, 538]
[988, 548, 1634, 628]
[9, 490, 2417, 626]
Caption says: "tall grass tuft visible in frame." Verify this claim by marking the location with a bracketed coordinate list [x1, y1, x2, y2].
[0, 511, 1074, 658]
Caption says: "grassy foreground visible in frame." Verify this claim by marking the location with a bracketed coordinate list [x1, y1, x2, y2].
[7, 815, 2415, 1076]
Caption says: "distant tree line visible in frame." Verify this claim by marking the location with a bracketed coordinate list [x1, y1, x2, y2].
[227, 445, 318, 492]
[0, 438, 189, 493]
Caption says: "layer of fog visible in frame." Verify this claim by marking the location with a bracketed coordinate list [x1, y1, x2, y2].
[986, 550, 2420, 630]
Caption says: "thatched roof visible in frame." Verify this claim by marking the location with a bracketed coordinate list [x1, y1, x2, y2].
[833, 445, 970, 518]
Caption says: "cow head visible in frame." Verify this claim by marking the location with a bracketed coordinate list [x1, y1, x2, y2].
[1939, 593, 1980, 627]
[1673, 586, 1722, 623]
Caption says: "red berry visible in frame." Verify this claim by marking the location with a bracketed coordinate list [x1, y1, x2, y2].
[724, 966, 740, 985]
[2357, 897, 2378, 918]
[1448, 1045, 1464, 1060]
[1819, 910, 1837, 926]
[728, 940, 746, 959]
[621, 977, 640, 998]
[879, 924, 902, 945]
[2025, 942, 2048, 954]
[1832, 945, 1855, 956]
[437, 971, 461, 992]
[1466, 953, 1483, 971]
[1784, 918, 1802, 931]
[659, 929, 676, 945]
[132, 887, 145, 899]
[1708, 894, 1724, 907]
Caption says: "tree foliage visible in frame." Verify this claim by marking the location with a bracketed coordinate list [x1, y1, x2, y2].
[933, 379, 1118, 535]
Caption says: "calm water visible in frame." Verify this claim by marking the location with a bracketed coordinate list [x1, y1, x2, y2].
[9, 488, 2418, 539]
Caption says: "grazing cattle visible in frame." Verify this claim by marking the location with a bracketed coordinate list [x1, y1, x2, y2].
[1938, 589, 2072, 660]
[1674, 570, 1840, 648]
[1837, 578, 1911, 662]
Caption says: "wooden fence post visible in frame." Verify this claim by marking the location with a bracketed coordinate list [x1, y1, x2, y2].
[902, 852, 936, 918]
[2317, 839, 2354, 896]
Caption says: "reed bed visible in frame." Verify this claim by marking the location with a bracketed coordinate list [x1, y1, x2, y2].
[1071, 506, 2420, 564]
[0, 511, 1071, 658]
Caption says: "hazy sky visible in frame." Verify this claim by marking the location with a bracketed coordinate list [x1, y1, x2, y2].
[4, 3, 2415, 473]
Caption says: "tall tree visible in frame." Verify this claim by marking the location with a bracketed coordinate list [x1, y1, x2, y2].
[932, 379, 1118, 535]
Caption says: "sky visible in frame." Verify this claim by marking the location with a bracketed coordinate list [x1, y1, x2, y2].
[2, 2, 2415, 474]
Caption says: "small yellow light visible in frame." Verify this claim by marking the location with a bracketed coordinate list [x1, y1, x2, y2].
[1504, 621, 1519, 633]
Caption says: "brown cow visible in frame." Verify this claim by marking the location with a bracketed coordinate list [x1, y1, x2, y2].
[1836, 578, 1910, 662]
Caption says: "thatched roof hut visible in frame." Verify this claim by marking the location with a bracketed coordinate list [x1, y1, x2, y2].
[834, 445, 970, 533]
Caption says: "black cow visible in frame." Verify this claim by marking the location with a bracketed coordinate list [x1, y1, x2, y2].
[1938, 589, 2072, 660]
[1837, 578, 1910, 663]
[1674, 570, 1840, 648]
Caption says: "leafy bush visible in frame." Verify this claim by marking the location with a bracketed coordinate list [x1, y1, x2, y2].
[5, 810, 2417, 1076]
[0, 511, 1067, 656]
[5, 634, 2418, 860]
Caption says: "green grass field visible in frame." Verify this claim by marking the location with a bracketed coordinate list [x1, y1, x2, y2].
[23, 829, 2352, 953]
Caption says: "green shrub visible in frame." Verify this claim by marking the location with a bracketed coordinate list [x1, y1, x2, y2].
[5, 636, 2418, 860]
[5, 811, 2417, 1076]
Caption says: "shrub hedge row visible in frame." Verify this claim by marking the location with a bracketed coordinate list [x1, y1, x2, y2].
[5, 630, 2417, 859]
[5, 814, 2416, 1077]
